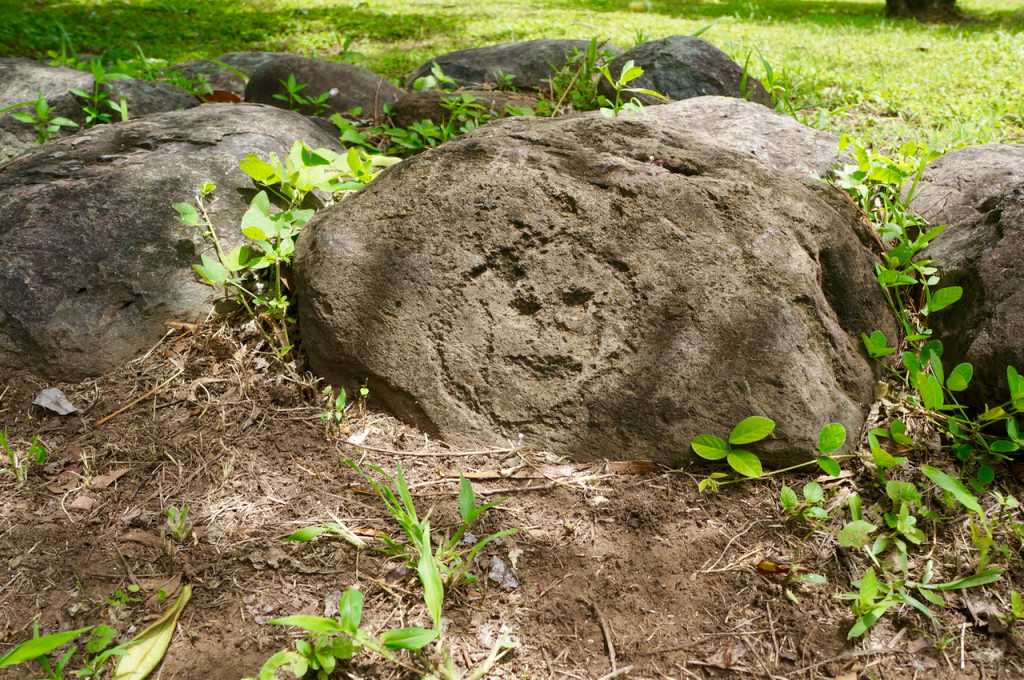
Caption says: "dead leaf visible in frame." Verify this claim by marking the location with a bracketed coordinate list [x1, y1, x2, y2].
[69, 496, 95, 512]
[46, 470, 79, 494]
[112, 585, 191, 680]
[91, 468, 129, 488]
[704, 639, 746, 668]
[33, 388, 78, 415]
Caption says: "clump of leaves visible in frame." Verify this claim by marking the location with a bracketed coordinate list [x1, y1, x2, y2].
[4, 95, 79, 144]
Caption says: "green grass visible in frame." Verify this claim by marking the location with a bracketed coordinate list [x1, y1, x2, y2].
[0, 0, 1021, 149]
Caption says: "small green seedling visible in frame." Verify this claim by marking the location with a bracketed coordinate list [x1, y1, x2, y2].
[692, 416, 774, 484]
[780, 482, 827, 523]
[6, 95, 79, 144]
[106, 584, 142, 609]
[596, 59, 667, 117]
[320, 386, 347, 434]
[0, 428, 46, 482]
[166, 505, 192, 542]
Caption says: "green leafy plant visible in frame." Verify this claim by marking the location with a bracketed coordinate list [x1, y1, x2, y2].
[540, 37, 618, 115]
[342, 460, 516, 590]
[68, 58, 131, 126]
[174, 141, 398, 358]
[106, 584, 142, 609]
[0, 428, 46, 482]
[412, 62, 458, 91]
[779, 482, 827, 523]
[320, 385, 347, 435]
[6, 95, 79, 144]
[166, 505, 192, 543]
[596, 59, 667, 117]
[259, 463, 518, 679]
[693, 420, 847, 491]
[692, 416, 774, 485]
[0, 622, 94, 679]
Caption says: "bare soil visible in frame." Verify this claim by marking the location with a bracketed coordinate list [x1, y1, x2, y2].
[2, 320, 1023, 680]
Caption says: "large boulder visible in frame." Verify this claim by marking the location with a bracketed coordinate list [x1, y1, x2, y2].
[1, 58, 199, 159]
[910, 145, 1024, 410]
[244, 54, 403, 119]
[628, 96, 844, 180]
[597, 36, 771, 107]
[295, 115, 894, 466]
[0, 104, 343, 381]
[404, 39, 624, 92]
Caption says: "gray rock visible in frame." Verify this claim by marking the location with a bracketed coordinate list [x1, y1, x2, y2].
[388, 90, 540, 128]
[911, 145, 1024, 410]
[244, 54, 403, 119]
[404, 39, 624, 92]
[0, 104, 343, 381]
[623, 96, 844, 180]
[1, 58, 199, 159]
[295, 115, 894, 466]
[597, 36, 771, 107]
[169, 51, 292, 97]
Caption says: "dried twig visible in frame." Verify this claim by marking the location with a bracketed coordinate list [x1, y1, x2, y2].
[92, 368, 185, 428]
[595, 666, 632, 680]
[345, 442, 515, 457]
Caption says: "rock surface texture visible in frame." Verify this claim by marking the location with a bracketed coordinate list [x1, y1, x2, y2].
[631, 96, 844, 180]
[244, 54, 403, 119]
[1, 58, 199, 158]
[597, 36, 771, 106]
[911, 145, 1024, 410]
[295, 115, 894, 465]
[0, 104, 343, 381]
[404, 39, 624, 91]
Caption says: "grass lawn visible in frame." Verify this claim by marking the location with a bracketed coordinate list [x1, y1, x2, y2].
[0, 0, 1021, 148]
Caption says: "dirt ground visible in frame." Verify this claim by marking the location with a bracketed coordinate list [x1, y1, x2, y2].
[2, 319, 1023, 680]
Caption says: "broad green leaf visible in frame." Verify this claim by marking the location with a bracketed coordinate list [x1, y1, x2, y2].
[917, 587, 946, 608]
[977, 466, 995, 485]
[925, 286, 962, 314]
[338, 589, 363, 635]
[9, 111, 36, 124]
[901, 352, 921, 373]
[112, 585, 192, 680]
[458, 476, 475, 523]
[194, 254, 228, 284]
[913, 372, 944, 410]
[803, 482, 824, 504]
[241, 202, 276, 241]
[727, 449, 762, 478]
[729, 416, 775, 445]
[691, 435, 730, 460]
[417, 525, 444, 630]
[921, 465, 982, 514]
[620, 65, 645, 84]
[859, 566, 879, 604]
[172, 203, 198, 227]
[239, 154, 278, 183]
[870, 446, 903, 469]
[849, 493, 862, 521]
[266, 615, 345, 634]
[779, 486, 798, 509]
[927, 349, 944, 386]
[837, 520, 877, 548]
[380, 627, 439, 651]
[0, 627, 92, 668]
[862, 331, 896, 357]
[223, 246, 252, 272]
[817, 423, 846, 454]
[946, 363, 973, 391]
[890, 419, 914, 446]
[1012, 590, 1024, 617]
[991, 440, 1020, 453]
[1009, 366, 1024, 409]
[817, 456, 841, 477]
